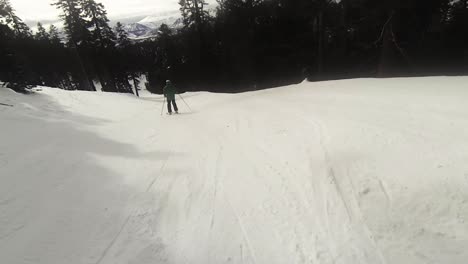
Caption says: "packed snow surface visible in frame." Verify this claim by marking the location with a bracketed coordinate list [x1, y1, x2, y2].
[1, 77, 468, 264]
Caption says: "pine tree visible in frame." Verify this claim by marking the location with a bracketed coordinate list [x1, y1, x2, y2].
[0, 0, 30, 37]
[115, 21, 144, 96]
[179, 0, 209, 29]
[35, 22, 50, 41]
[81, 0, 116, 49]
[0, 0, 9, 18]
[49, 24, 62, 45]
[178, 0, 211, 85]
[80, 0, 122, 92]
[52, 0, 89, 47]
[52, 0, 96, 91]
[115, 22, 130, 47]
[0, 1, 14, 88]
[0, 0, 33, 92]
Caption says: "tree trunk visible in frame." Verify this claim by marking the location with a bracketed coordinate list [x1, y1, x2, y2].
[194, 0, 204, 77]
[71, 41, 95, 91]
[378, 11, 394, 77]
[317, 10, 324, 76]
[91, 7, 117, 92]
[339, 1, 349, 71]
[132, 75, 140, 97]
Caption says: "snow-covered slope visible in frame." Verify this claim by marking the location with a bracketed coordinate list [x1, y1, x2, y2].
[1, 77, 468, 264]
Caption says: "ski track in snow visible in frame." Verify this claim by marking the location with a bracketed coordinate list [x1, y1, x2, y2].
[94, 215, 132, 264]
[1, 77, 468, 264]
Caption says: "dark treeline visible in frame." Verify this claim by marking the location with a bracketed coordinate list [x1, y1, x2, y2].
[1, 0, 141, 94]
[1, 0, 468, 94]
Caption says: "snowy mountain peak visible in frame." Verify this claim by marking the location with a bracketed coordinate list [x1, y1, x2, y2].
[120, 7, 216, 39]
[137, 11, 183, 31]
[123, 23, 153, 38]
[120, 11, 183, 39]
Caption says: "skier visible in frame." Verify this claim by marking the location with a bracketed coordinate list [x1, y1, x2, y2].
[164, 80, 179, 115]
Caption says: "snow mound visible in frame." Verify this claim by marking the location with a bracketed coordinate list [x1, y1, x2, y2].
[1, 77, 468, 264]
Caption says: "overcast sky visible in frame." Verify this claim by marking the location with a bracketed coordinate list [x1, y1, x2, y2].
[10, 0, 199, 22]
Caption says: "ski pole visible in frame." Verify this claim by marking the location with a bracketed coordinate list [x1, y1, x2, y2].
[178, 94, 192, 112]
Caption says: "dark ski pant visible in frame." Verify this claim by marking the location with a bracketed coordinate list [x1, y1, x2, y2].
[167, 99, 178, 113]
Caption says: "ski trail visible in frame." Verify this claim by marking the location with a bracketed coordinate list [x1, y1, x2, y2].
[0, 224, 26, 241]
[377, 177, 392, 205]
[210, 147, 222, 229]
[94, 215, 131, 264]
[145, 151, 172, 193]
[4, 79, 468, 263]
[313, 118, 388, 264]
[240, 244, 244, 264]
[93, 119, 177, 264]
[314, 118, 354, 222]
[223, 189, 259, 264]
[286, 112, 386, 263]
[327, 166, 353, 222]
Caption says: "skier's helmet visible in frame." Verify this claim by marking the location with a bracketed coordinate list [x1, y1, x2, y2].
[166, 80, 171, 84]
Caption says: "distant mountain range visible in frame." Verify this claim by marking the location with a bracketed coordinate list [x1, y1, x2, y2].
[123, 23, 154, 39]
[120, 7, 217, 40]
[28, 5, 217, 41]
[121, 10, 184, 39]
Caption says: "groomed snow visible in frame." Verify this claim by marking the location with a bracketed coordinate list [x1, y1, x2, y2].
[1, 77, 468, 264]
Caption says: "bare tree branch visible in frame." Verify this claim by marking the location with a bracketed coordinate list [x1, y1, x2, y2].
[374, 11, 395, 45]
[390, 24, 412, 68]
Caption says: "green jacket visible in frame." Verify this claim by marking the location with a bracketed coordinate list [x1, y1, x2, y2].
[163, 83, 177, 100]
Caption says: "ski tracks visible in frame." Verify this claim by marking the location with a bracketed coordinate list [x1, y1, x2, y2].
[222, 184, 260, 264]
[206, 114, 263, 264]
[146, 151, 172, 193]
[210, 146, 223, 230]
[93, 144, 174, 264]
[94, 215, 132, 264]
[310, 117, 387, 264]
